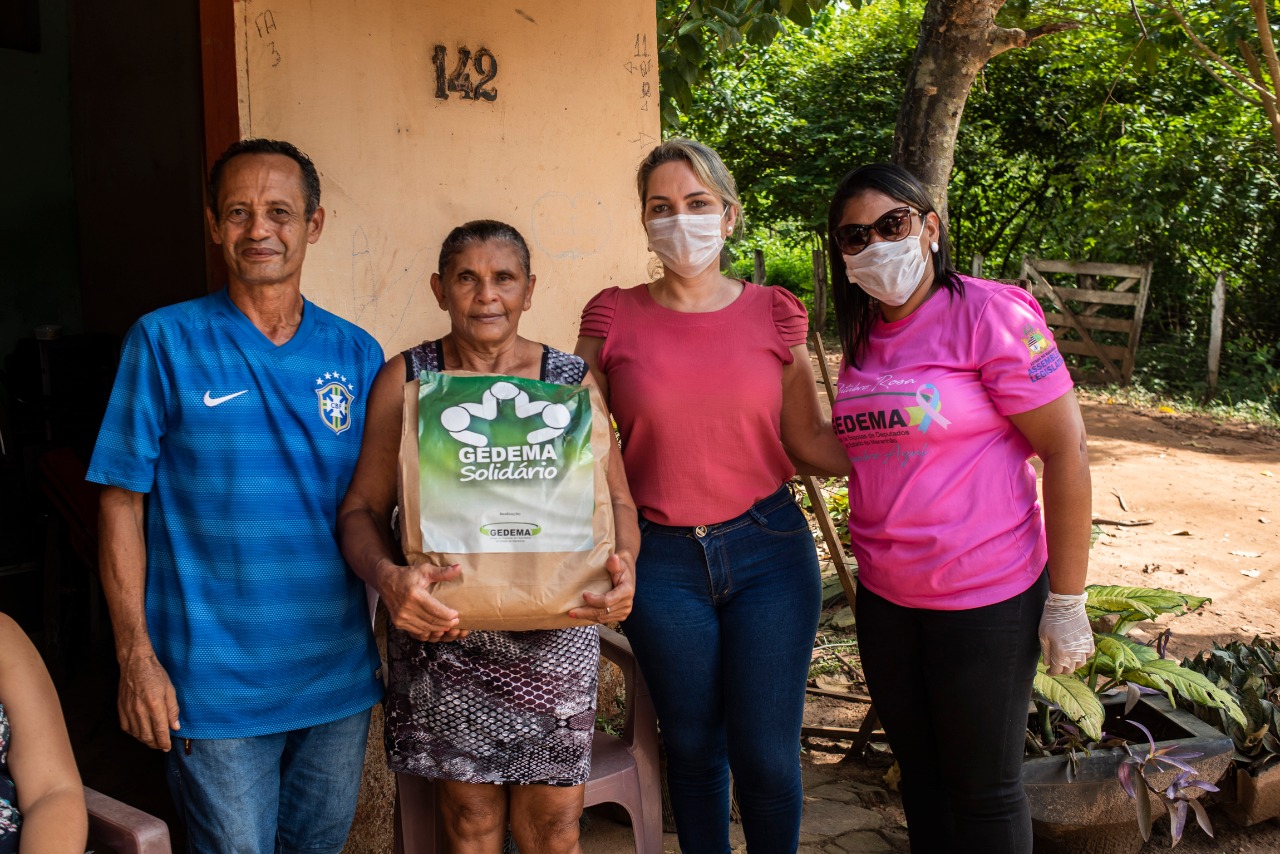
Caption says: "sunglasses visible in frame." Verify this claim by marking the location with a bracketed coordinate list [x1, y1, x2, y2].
[834, 206, 921, 255]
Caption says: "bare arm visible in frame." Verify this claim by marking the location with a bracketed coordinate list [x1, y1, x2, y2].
[780, 344, 850, 477]
[0, 614, 87, 853]
[1007, 391, 1092, 595]
[98, 486, 179, 751]
[337, 356, 463, 642]
[573, 336, 609, 405]
[573, 372, 639, 623]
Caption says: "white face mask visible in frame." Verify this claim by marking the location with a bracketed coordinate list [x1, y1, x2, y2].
[842, 230, 928, 307]
[646, 211, 727, 278]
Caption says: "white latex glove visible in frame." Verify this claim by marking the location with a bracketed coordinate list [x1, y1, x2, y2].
[1039, 592, 1094, 675]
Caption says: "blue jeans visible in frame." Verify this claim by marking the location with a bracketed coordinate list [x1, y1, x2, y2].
[623, 484, 821, 854]
[856, 572, 1048, 853]
[166, 707, 371, 854]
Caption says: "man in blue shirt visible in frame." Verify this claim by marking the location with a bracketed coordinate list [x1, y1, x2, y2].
[89, 139, 384, 853]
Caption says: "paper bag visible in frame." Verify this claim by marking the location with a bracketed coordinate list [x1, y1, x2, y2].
[398, 371, 615, 630]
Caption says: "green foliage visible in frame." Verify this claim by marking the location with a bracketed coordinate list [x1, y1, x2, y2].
[1127, 658, 1244, 722]
[1107, 335, 1280, 421]
[1121, 2, 1280, 161]
[677, 2, 914, 232]
[1084, 370, 1280, 425]
[1031, 584, 1245, 749]
[1212, 336, 1280, 417]
[674, 0, 1280, 411]
[1183, 637, 1280, 773]
[656, 0, 837, 128]
[798, 477, 850, 547]
[1034, 669, 1108, 741]
[1085, 585, 1211, 635]
[729, 235, 823, 317]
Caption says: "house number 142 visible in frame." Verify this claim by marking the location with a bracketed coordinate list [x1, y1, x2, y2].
[432, 45, 498, 102]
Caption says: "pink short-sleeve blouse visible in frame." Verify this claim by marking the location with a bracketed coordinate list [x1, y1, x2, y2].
[580, 282, 807, 526]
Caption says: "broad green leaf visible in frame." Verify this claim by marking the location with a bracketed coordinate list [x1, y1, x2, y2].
[1085, 585, 1204, 620]
[1141, 659, 1248, 727]
[1094, 634, 1160, 684]
[710, 6, 742, 28]
[1097, 635, 1148, 670]
[1180, 594, 1212, 613]
[1034, 670, 1105, 741]
[1124, 670, 1176, 707]
[786, 2, 813, 27]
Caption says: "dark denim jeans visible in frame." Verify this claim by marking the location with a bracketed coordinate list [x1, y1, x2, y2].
[166, 707, 371, 854]
[856, 571, 1049, 854]
[623, 484, 822, 854]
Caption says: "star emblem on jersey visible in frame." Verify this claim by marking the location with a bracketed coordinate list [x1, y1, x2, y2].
[315, 372, 356, 434]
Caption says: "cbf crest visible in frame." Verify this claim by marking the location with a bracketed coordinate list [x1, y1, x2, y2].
[315, 371, 357, 435]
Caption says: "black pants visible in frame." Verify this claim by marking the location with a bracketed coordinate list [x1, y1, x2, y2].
[856, 570, 1048, 854]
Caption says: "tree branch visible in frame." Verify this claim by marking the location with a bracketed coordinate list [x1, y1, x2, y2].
[1162, 2, 1272, 98]
[1250, 0, 1280, 103]
[1238, 40, 1270, 95]
[1102, 36, 1148, 118]
[1129, 0, 1149, 39]
[1242, 1, 1280, 162]
[987, 21, 1080, 60]
[1194, 53, 1264, 108]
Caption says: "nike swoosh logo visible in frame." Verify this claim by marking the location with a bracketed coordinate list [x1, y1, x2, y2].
[204, 390, 249, 407]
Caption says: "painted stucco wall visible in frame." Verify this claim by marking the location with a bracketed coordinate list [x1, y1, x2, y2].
[231, 0, 660, 355]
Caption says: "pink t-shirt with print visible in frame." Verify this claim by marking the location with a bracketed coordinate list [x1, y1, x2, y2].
[579, 282, 807, 527]
[832, 276, 1074, 610]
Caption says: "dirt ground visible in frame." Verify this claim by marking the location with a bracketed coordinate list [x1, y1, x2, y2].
[1081, 395, 1280, 660]
[1076, 396, 1280, 851]
[801, 394, 1280, 852]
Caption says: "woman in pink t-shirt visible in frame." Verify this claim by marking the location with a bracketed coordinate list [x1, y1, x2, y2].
[575, 139, 835, 853]
[805, 163, 1095, 852]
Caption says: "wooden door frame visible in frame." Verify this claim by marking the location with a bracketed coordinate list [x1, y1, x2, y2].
[199, 0, 241, 292]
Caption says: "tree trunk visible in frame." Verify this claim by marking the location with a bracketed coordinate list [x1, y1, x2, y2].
[893, 1, 1076, 222]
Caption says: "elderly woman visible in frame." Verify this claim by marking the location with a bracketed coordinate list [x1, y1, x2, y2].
[338, 220, 638, 854]
[802, 163, 1095, 851]
[575, 139, 834, 853]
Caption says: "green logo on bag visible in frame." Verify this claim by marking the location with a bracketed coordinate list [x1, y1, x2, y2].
[479, 522, 544, 540]
[416, 372, 595, 555]
[437, 379, 568, 482]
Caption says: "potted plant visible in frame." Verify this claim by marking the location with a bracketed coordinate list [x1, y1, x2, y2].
[1023, 585, 1243, 852]
[1181, 636, 1280, 826]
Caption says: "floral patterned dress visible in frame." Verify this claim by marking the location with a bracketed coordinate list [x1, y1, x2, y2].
[0, 703, 21, 853]
[384, 340, 599, 786]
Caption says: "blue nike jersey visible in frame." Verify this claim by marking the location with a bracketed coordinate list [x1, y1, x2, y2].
[88, 289, 385, 738]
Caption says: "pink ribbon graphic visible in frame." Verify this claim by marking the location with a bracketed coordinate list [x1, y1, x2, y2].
[916, 384, 951, 432]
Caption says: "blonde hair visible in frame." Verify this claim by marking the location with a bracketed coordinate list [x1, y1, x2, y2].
[636, 138, 743, 234]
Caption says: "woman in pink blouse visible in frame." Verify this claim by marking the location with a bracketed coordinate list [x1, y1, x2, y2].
[575, 139, 835, 853]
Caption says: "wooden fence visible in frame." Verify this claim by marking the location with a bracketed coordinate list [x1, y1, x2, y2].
[1018, 258, 1153, 385]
